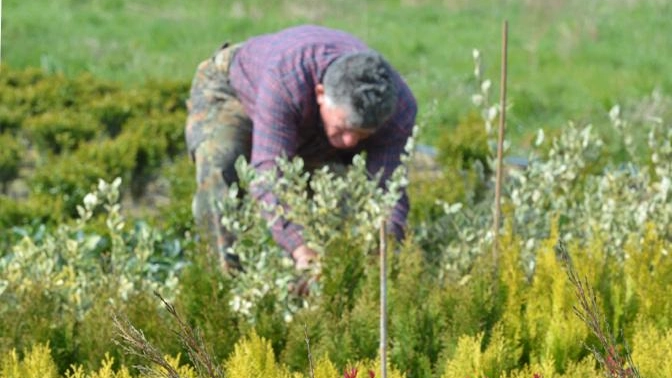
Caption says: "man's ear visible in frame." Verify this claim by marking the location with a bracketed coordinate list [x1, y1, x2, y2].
[315, 84, 325, 105]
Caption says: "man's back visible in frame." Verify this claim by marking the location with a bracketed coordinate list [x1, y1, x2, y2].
[229, 25, 369, 127]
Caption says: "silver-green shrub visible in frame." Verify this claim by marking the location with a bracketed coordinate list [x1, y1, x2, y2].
[424, 49, 671, 277]
[0, 178, 182, 320]
[218, 128, 417, 322]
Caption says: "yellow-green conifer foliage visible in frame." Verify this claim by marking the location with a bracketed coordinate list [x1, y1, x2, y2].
[151, 354, 199, 378]
[439, 332, 486, 378]
[313, 356, 340, 378]
[1, 346, 200, 378]
[524, 233, 588, 372]
[630, 322, 672, 376]
[497, 230, 528, 350]
[624, 224, 672, 327]
[0, 343, 58, 378]
[568, 234, 629, 336]
[65, 354, 133, 378]
[224, 330, 295, 378]
[481, 324, 523, 377]
[502, 356, 599, 378]
[439, 325, 521, 378]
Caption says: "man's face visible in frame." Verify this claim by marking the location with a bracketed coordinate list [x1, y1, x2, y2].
[316, 84, 375, 149]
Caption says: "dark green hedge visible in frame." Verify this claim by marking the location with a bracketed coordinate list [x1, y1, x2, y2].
[0, 66, 192, 240]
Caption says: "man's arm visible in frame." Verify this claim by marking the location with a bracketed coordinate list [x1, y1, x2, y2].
[248, 70, 308, 256]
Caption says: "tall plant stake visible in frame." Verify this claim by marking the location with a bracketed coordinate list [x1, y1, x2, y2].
[493, 20, 509, 269]
[0, 0, 3, 65]
[379, 221, 388, 378]
[304, 324, 315, 378]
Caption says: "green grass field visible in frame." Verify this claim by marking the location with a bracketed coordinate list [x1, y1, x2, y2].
[3, 0, 671, 149]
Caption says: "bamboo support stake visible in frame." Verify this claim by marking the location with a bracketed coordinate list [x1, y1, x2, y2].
[493, 20, 509, 268]
[379, 221, 388, 378]
[1, 0, 3, 65]
[303, 324, 315, 378]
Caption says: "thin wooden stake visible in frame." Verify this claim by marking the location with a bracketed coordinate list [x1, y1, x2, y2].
[493, 20, 509, 268]
[0, 0, 3, 65]
[379, 221, 388, 378]
[303, 324, 315, 378]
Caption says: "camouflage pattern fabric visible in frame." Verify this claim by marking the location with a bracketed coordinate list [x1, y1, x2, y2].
[185, 42, 250, 270]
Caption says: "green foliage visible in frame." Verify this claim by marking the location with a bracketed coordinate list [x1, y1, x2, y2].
[624, 225, 672, 328]
[524, 236, 589, 372]
[0, 194, 63, 241]
[388, 247, 443, 377]
[22, 110, 98, 154]
[502, 357, 599, 378]
[224, 331, 292, 378]
[0, 104, 25, 133]
[440, 332, 487, 378]
[1, 41, 672, 378]
[439, 325, 521, 378]
[631, 321, 672, 377]
[408, 112, 489, 226]
[4, 162, 672, 376]
[88, 90, 146, 137]
[435, 256, 505, 365]
[436, 112, 490, 175]
[153, 154, 196, 235]
[30, 151, 107, 216]
[66, 354, 134, 378]
[0, 66, 191, 248]
[0, 344, 59, 378]
[0, 133, 23, 188]
[0, 279, 74, 370]
[268, 150, 409, 255]
[0, 178, 186, 372]
[175, 248, 241, 361]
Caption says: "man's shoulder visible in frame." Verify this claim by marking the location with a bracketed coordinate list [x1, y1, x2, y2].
[242, 25, 367, 58]
[235, 25, 369, 87]
[265, 24, 362, 43]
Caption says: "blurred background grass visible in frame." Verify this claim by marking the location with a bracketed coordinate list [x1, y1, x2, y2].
[3, 0, 671, 150]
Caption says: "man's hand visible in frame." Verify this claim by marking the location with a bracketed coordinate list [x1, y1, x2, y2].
[290, 245, 319, 297]
[291, 244, 318, 270]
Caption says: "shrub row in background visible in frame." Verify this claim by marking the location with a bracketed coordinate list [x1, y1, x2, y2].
[0, 66, 194, 247]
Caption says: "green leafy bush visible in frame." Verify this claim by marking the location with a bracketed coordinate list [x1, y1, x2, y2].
[88, 92, 141, 138]
[0, 179, 187, 371]
[0, 66, 191, 247]
[0, 105, 25, 133]
[0, 133, 23, 189]
[23, 110, 99, 154]
[30, 152, 107, 215]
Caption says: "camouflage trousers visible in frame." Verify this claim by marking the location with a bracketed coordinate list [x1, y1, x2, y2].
[185, 42, 250, 267]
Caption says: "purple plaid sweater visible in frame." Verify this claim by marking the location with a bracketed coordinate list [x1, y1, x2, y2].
[228, 25, 417, 253]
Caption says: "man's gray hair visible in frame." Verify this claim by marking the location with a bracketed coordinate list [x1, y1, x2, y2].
[322, 51, 398, 129]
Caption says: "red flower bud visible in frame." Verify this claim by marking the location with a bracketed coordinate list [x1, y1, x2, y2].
[344, 367, 358, 378]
